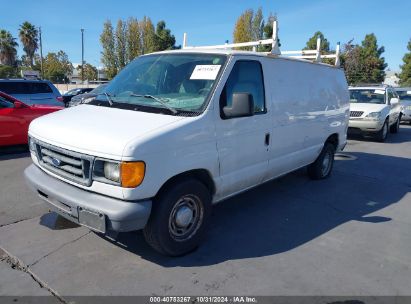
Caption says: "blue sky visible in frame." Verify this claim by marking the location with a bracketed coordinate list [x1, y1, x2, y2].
[2, 0, 410, 70]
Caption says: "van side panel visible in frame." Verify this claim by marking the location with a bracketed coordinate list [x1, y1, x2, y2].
[263, 58, 349, 180]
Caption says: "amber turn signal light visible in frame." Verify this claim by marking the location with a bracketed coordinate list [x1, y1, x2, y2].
[120, 161, 145, 188]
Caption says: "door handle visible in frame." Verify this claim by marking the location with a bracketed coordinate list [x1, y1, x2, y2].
[265, 133, 270, 146]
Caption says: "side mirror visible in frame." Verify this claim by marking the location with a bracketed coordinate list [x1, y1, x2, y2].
[390, 97, 399, 105]
[14, 101, 25, 109]
[223, 93, 254, 118]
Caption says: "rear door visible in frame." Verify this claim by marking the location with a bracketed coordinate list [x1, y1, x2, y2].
[214, 58, 271, 200]
[29, 82, 60, 106]
[0, 96, 31, 146]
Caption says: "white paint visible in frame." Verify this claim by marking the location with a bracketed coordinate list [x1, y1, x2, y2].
[29, 50, 349, 204]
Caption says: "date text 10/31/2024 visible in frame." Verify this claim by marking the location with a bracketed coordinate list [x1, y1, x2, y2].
[149, 296, 257, 303]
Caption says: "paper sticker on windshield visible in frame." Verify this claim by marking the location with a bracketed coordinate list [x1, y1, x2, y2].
[407, 91, 411, 95]
[190, 65, 221, 80]
[374, 89, 385, 94]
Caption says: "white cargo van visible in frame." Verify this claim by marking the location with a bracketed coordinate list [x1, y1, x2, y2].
[25, 31, 349, 256]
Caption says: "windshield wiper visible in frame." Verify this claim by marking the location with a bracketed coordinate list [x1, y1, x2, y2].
[129, 93, 177, 115]
[104, 92, 114, 106]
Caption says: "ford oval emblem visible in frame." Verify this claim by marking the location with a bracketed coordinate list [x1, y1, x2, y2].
[51, 157, 62, 167]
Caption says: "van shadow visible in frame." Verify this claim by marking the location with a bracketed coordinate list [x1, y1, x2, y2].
[101, 152, 410, 267]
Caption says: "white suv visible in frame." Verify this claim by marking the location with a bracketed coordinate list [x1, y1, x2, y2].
[348, 86, 402, 141]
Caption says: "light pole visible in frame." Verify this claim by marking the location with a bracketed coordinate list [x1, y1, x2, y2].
[39, 27, 43, 79]
[94, 60, 100, 83]
[81, 28, 84, 84]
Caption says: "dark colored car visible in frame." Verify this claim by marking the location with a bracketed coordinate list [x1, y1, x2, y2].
[67, 84, 108, 107]
[0, 79, 63, 106]
[0, 91, 63, 146]
[62, 87, 94, 105]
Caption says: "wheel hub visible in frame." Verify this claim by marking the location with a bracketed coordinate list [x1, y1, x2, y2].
[322, 152, 331, 174]
[175, 205, 194, 227]
[168, 194, 204, 241]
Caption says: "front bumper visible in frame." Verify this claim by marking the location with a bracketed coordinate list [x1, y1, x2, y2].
[24, 164, 151, 233]
[348, 119, 384, 133]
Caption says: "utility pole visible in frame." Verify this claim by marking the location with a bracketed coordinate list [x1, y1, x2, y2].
[81, 28, 84, 84]
[39, 27, 43, 79]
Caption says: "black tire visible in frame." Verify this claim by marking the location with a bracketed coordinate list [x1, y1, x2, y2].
[307, 142, 335, 180]
[375, 120, 388, 142]
[390, 115, 401, 133]
[143, 178, 212, 256]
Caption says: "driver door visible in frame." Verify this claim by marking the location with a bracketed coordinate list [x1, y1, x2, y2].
[214, 59, 271, 200]
[387, 89, 400, 125]
[0, 97, 20, 146]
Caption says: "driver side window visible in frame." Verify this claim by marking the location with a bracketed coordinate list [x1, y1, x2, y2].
[0, 96, 14, 108]
[387, 90, 394, 104]
[220, 60, 265, 118]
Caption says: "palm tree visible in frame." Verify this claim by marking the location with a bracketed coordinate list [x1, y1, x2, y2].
[0, 30, 18, 66]
[19, 22, 38, 68]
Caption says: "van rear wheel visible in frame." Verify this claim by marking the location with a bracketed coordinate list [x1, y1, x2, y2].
[307, 142, 335, 180]
[143, 179, 212, 256]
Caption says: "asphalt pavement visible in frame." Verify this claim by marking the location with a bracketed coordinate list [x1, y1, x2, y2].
[1, 126, 411, 300]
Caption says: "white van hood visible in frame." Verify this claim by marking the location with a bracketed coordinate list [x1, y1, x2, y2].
[350, 103, 387, 113]
[29, 104, 186, 158]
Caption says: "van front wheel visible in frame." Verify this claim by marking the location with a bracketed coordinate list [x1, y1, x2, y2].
[143, 179, 212, 256]
[307, 142, 335, 180]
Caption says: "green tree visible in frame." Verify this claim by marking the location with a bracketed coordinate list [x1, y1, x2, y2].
[398, 39, 411, 86]
[0, 29, 18, 66]
[0, 65, 18, 78]
[233, 9, 254, 49]
[140, 16, 156, 54]
[100, 20, 117, 79]
[304, 31, 330, 52]
[77, 62, 97, 81]
[127, 17, 141, 62]
[18, 22, 38, 68]
[252, 7, 264, 41]
[154, 21, 176, 51]
[359, 33, 387, 83]
[43, 50, 73, 83]
[341, 40, 364, 85]
[115, 19, 127, 69]
[261, 13, 280, 52]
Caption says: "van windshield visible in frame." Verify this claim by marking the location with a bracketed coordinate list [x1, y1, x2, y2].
[349, 89, 386, 104]
[95, 53, 227, 115]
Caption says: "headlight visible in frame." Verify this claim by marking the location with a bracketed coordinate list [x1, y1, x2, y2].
[28, 137, 36, 151]
[365, 112, 381, 120]
[104, 162, 120, 182]
[94, 160, 145, 188]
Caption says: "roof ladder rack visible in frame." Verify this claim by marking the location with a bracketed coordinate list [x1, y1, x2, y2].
[182, 20, 341, 67]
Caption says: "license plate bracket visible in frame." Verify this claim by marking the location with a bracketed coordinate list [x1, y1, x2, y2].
[78, 207, 106, 233]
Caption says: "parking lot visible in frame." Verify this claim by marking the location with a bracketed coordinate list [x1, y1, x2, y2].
[1, 126, 411, 299]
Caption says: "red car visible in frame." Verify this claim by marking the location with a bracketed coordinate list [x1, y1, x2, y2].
[0, 91, 63, 146]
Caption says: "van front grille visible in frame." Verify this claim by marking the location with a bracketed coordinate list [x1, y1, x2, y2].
[34, 140, 94, 186]
[350, 111, 364, 118]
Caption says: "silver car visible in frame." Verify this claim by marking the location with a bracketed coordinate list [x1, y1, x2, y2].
[0, 79, 63, 106]
[395, 87, 411, 124]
